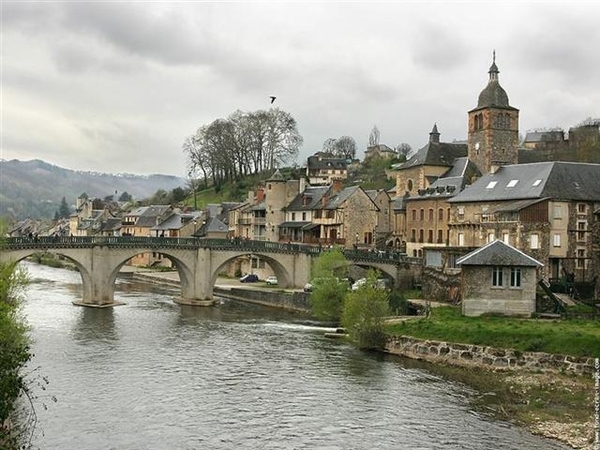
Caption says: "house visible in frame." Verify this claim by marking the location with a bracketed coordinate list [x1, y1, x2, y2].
[365, 188, 392, 247]
[364, 144, 396, 160]
[391, 124, 468, 197]
[306, 152, 348, 186]
[447, 161, 600, 283]
[281, 180, 379, 248]
[457, 240, 543, 317]
[404, 157, 480, 258]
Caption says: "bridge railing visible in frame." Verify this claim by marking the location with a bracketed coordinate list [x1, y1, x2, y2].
[3, 236, 417, 265]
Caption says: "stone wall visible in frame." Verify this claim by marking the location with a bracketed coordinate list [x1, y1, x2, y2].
[385, 335, 595, 376]
[214, 287, 312, 313]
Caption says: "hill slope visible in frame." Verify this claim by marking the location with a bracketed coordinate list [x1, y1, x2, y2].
[1, 159, 185, 220]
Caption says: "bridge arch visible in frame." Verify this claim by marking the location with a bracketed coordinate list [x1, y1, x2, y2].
[210, 251, 296, 288]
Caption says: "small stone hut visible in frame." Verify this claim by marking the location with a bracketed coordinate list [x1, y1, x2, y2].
[456, 240, 543, 317]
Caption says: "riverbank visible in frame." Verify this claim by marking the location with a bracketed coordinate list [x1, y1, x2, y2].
[126, 269, 596, 449]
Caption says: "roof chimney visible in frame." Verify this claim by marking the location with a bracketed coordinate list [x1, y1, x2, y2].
[332, 178, 343, 193]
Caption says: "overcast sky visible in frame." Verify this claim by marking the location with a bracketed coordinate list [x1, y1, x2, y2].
[2, 1, 599, 177]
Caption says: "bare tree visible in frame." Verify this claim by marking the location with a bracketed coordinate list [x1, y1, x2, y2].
[368, 125, 380, 147]
[334, 136, 357, 160]
[322, 138, 337, 154]
[395, 143, 412, 158]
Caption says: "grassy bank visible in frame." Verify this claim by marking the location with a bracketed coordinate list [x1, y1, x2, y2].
[385, 306, 598, 448]
[386, 306, 600, 357]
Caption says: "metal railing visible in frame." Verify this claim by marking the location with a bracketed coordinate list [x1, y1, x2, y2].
[3, 236, 413, 264]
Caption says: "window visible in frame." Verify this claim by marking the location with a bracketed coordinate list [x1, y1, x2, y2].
[577, 221, 586, 241]
[428, 230, 433, 243]
[577, 248, 586, 269]
[437, 230, 443, 243]
[486, 181, 498, 189]
[492, 267, 503, 287]
[553, 205, 562, 219]
[428, 209, 434, 221]
[411, 229, 416, 242]
[577, 203, 587, 214]
[553, 234, 561, 247]
[438, 208, 444, 220]
[447, 208, 451, 221]
[530, 234, 539, 249]
[291, 212, 296, 221]
[419, 209, 424, 221]
[419, 229, 424, 243]
[302, 212, 306, 221]
[411, 209, 417, 221]
[487, 232, 495, 243]
[458, 233, 464, 246]
[407, 179, 413, 191]
[458, 206, 465, 220]
[510, 268, 521, 288]
[503, 233, 510, 244]
[532, 179, 542, 187]
[506, 179, 518, 188]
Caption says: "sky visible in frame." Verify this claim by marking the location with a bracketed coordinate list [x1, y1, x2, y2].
[1, 1, 599, 178]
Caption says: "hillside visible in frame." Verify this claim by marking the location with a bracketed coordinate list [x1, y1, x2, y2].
[0, 159, 186, 220]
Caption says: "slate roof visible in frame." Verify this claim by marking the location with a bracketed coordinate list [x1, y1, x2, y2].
[395, 141, 467, 170]
[205, 217, 228, 233]
[457, 240, 543, 267]
[449, 162, 600, 203]
[470, 57, 518, 112]
[307, 155, 348, 171]
[406, 157, 480, 201]
[524, 131, 564, 143]
[285, 186, 330, 211]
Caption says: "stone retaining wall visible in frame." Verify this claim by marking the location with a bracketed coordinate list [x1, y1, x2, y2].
[214, 287, 312, 313]
[385, 335, 595, 376]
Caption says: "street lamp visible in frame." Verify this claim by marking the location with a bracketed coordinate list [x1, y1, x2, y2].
[193, 219, 197, 237]
[355, 232, 359, 249]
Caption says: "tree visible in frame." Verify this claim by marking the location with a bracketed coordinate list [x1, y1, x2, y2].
[368, 125, 380, 147]
[322, 138, 337, 154]
[184, 108, 303, 188]
[57, 197, 70, 219]
[342, 270, 390, 349]
[334, 136, 357, 160]
[395, 143, 412, 159]
[118, 191, 132, 202]
[308, 248, 349, 323]
[0, 221, 34, 448]
[171, 187, 186, 203]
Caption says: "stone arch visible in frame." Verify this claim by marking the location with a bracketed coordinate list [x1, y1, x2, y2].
[211, 251, 294, 288]
[0, 248, 94, 304]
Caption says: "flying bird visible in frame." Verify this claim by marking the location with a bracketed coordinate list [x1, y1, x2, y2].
[270, 96, 276, 104]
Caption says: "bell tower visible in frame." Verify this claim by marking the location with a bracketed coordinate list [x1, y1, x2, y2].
[468, 52, 519, 174]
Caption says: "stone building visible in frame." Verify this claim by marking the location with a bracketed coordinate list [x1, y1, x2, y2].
[306, 152, 348, 186]
[457, 240, 543, 317]
[447, 161, 600, 283]
[391, 124, 467, 197]
[281, 181, 379, 249]
[467, 52, 519, 175]
[404, 157, 480, 258]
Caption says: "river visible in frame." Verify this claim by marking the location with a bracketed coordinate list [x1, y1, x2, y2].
[20, 261, 570, 449]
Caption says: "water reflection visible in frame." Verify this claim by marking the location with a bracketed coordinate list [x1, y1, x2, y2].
[21, 262, 570, 450]
[71, 307, 118, 343]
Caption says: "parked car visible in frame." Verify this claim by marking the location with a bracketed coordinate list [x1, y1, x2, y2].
[265, 275, 278, 285]
[351, 278, 367, 291]
[239, 274, 259, 283]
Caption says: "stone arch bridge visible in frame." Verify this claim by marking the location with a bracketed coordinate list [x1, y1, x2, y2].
[2, 236, 420, 307]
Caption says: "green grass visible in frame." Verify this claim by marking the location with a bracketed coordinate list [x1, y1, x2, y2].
[386, 306, 600, 357]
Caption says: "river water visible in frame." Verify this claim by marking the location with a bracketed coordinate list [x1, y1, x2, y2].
[20, 261, 569, 450]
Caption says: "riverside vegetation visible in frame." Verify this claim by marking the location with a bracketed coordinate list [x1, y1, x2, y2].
[308, 248, 598, 449]
[0, 225, 36, 449]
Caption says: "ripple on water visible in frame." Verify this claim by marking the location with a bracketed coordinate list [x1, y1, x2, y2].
[19, 262, 570, 450]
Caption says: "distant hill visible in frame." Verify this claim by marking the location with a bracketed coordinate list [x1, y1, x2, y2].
[0, 159, 186, 220]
